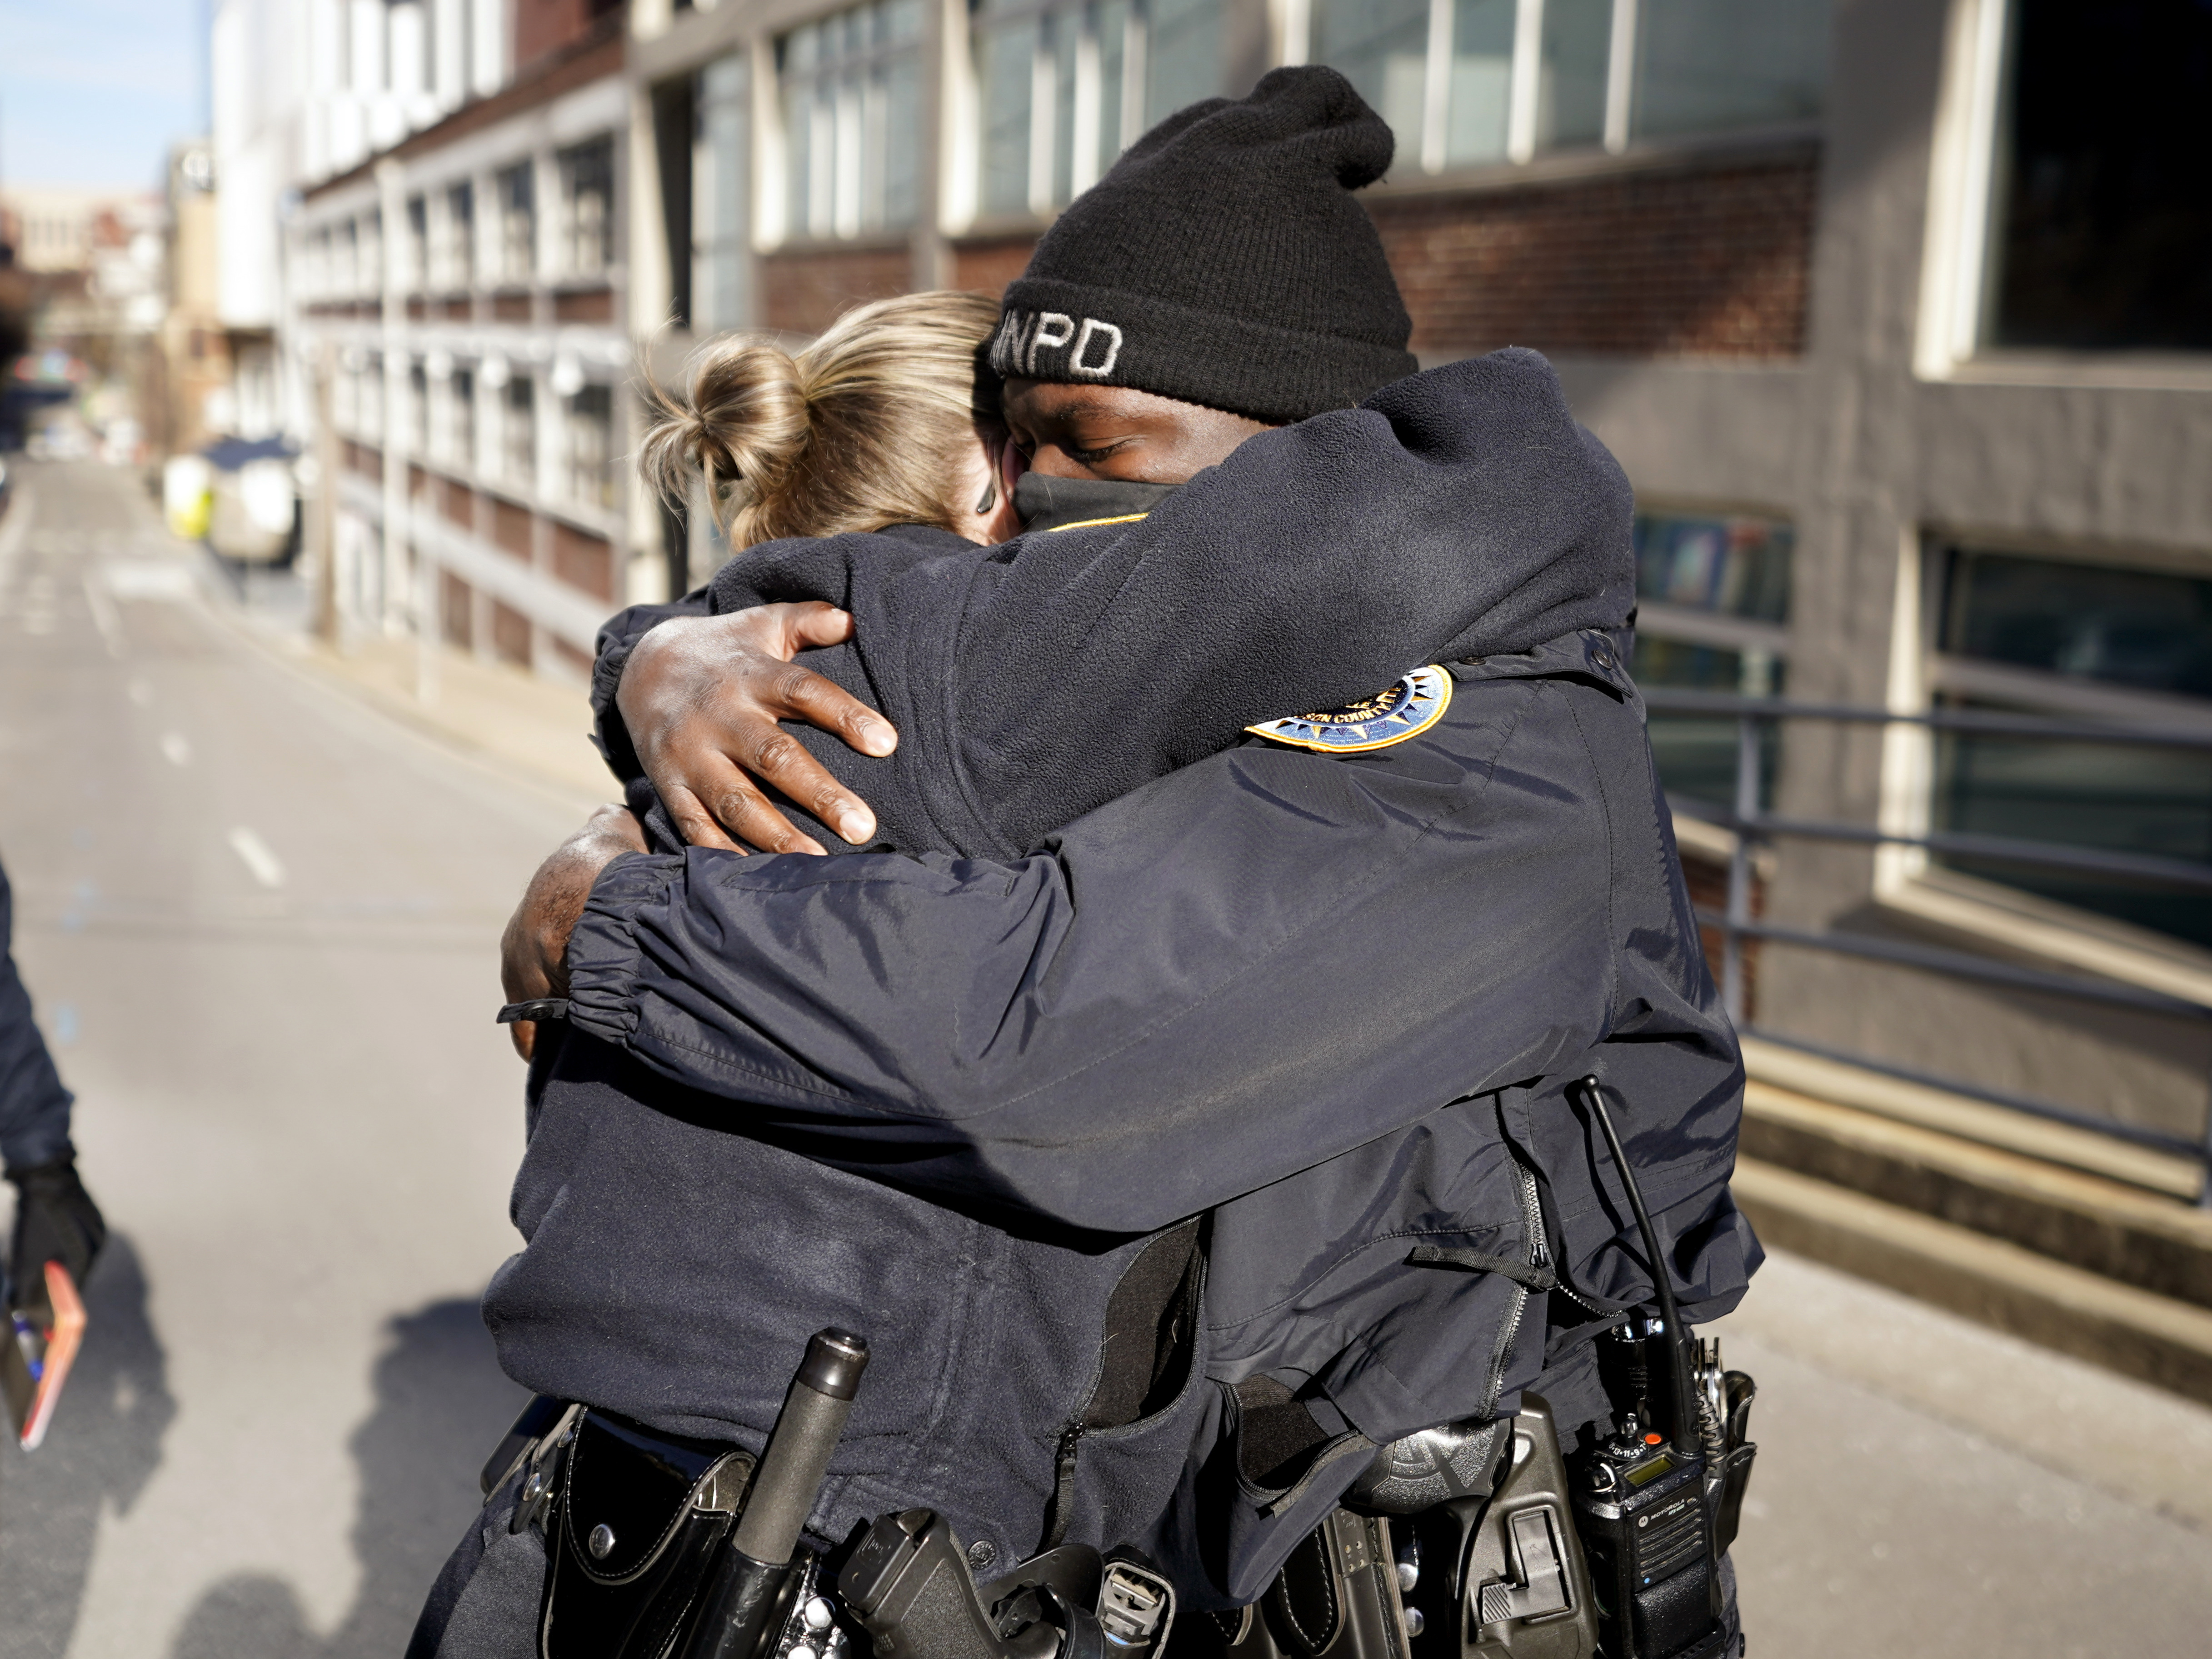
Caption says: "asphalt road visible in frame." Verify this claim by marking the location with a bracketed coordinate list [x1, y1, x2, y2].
[0, 460, 586, 1657]
[0, 458, 2208, 1656]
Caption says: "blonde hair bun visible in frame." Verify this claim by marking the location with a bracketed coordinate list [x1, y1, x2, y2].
[640, 291, 1002, 554]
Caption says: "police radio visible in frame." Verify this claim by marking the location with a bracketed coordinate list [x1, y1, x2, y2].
[1563, 1078, 1754, 1659]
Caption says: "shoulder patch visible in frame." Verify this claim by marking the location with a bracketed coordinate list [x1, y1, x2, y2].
[1246, 665, 1453, 753]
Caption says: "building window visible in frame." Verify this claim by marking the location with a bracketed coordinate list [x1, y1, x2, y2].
[1143, 0, 1221, 128]
[779, 0, 923, 241]
[1986, 0, 2212, 352]
[973, 0, 1221, 221]
[406, 194, 430, 291]
[1629, 507, 1795, 810]
[977, 0, 1125, 220]
[1632, 0, 1831, 139]
[565, 384, 617, 511]
[440, 181, 475, 291]
[498, 161, 535, 284]
[360, 210, 384, 293]
[409, 361, 430, 453]
[695, 53, 751, 331]
[559, 135, 617, 278]
[1924, 540, 2212, 947]
[360, 353, 386, 437]
[1307, 0, 1827, 174]
[340, 219, 361, 296]
[504, 374, 536, 488]
[451, 367, 476, 471]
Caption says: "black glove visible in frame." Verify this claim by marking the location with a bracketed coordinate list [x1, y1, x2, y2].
[8, 1159, 105, 1323]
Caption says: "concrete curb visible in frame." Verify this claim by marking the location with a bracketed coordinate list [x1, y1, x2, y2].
[1734, 1158, 2212, 1406]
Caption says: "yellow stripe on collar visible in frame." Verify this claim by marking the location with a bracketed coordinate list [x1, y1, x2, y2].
[1045, 512, 1152, 533]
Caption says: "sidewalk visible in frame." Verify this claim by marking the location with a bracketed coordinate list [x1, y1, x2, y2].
[274, 630, 616, 809]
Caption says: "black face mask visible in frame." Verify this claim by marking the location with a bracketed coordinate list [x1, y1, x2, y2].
[1012, 471, 1187, 533]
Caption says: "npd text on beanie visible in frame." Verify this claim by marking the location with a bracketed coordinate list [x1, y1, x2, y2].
[989, 66, 1419, 424]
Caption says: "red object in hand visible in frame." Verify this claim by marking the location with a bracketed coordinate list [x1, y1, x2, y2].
[4, 1261, 87, 1449]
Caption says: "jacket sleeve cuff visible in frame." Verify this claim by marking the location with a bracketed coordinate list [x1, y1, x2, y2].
[564, 853, 683, 1046]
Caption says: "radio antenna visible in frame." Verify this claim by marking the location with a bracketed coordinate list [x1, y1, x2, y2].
[1574, 1076, 1700, 1460]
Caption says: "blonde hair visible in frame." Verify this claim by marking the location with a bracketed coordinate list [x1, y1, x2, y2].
[640, 290, 1003, 551]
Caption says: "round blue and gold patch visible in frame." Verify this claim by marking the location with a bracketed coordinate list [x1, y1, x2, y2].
[1245, 665, 1453, 753]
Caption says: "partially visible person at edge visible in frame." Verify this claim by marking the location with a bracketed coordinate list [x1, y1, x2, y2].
[419, 68, 1755, 1657]
[0, 855, 106, 1328]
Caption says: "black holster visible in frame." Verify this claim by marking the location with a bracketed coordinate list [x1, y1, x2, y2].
[536, 1409, 759, 1659]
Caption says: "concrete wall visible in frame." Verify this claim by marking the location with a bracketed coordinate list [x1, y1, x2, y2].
[1555, 0, 2212, 1140]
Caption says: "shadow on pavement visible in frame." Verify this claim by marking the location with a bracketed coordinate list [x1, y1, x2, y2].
[0, 1234, 176, 1659]
[170, 1296, 527, 1659]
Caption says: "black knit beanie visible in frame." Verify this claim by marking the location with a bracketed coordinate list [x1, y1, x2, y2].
[989, 66, 1418, 424]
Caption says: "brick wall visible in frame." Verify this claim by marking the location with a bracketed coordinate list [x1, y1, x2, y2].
[1370, 154, 1820, 359]
[552, 520, 614, 600]
[489, 495, 532, 558]
[492, 600, 532, 667]
[759, 245, 915, 334]
[953, 237, 1038, 296]
[514, 0, 622, 75]
[1681, 849, 1763, 1021]
[919, 157, 1816, 362]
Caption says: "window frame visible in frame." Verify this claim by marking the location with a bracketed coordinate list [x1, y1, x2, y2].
[439, 179, 475, 293]
[449, 365, 478, 475]
[563, 382, 620, 515]
[502, 372, 538, 492]
[1873, 528, 2212, 1005]
[768, 0, 926, 248]
[1915, 0, 2212, 390]
[959, 0, 1151, 227]
[1291, 0, 1827, 184]
[1629, 498, 1798, 849]
[496, 160, 536, 287]
[557, 134, 619, 281]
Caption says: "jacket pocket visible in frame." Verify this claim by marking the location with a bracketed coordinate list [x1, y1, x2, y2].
[1042, 1219, 1212, 1557]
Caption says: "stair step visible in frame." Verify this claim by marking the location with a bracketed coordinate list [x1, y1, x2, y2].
[1741, 1079, 2212, 1309]
[1732, 1159, 2212, 1407]
[1741, 1035, 2203, 1200]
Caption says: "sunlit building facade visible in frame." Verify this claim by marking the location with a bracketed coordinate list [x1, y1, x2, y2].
[222, 1, 647, 677]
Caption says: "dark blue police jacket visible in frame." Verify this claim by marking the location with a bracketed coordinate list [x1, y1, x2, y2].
[482, 350, 1760, 1608]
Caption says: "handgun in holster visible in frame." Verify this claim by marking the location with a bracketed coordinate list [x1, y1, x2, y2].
[489, 1326, 873, 1659]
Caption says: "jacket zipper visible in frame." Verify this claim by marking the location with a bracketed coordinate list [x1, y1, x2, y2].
[1483, 1162, 1549, 1411]
[1043, 1422, 1084, 1549]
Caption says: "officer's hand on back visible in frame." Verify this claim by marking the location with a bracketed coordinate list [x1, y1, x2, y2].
[8, 1158, 105, 1324]
[500, 804, 649, 1061]
[618, 600, 898, 856]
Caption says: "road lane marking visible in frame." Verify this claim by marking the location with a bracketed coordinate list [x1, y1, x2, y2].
[82, 568, 125, 657]
[103, 561, 197, 601]
[160, 733, 191, 766]
[127, 679, 153, 706]
[228, 827, 286, 889]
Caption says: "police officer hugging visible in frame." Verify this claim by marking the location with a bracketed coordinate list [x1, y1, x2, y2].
[422, 66, 1758, 1659]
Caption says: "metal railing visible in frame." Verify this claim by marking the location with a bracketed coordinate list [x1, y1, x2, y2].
[1640, 687, 2212, 1207]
